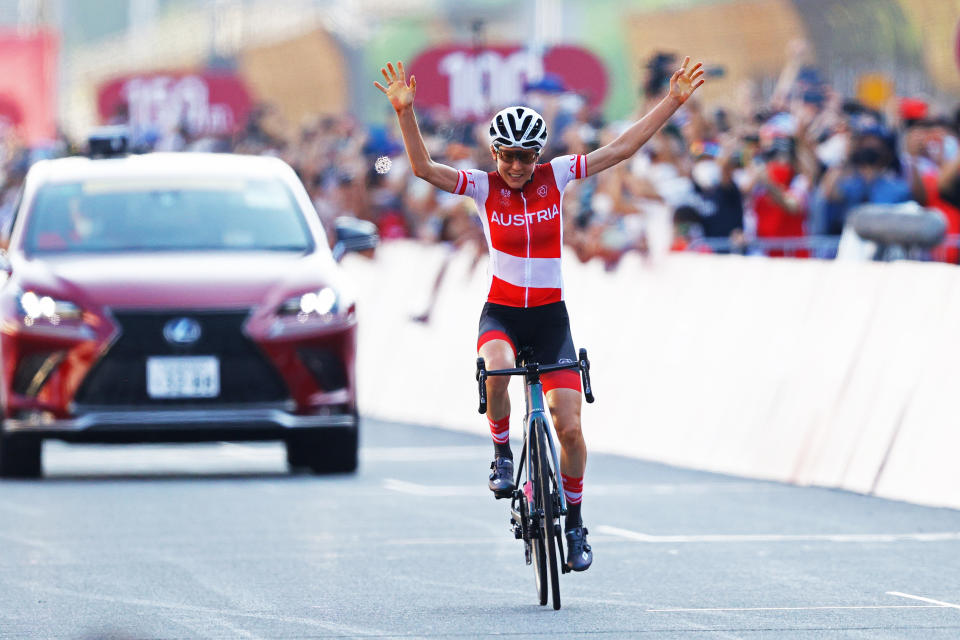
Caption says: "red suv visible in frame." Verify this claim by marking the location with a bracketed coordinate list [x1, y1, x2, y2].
[0, 141, 377, 477]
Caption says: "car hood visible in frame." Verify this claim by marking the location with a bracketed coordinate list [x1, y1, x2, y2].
[10, 251, 341, 310]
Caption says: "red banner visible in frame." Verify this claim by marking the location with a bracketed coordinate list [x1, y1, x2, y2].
[408, 45, 608, 120]
[0, 30, 58, 145]
[97, 71, 252, 136]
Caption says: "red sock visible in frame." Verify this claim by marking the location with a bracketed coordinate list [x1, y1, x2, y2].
[488, 415, 510, 445]
[561, 473, 583, 505]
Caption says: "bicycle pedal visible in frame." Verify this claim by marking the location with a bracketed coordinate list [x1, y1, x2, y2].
[493, 489, 513, 500]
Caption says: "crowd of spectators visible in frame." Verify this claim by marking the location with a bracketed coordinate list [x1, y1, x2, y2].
[266, 40, 960, 268]
[2, 40, 960, 271]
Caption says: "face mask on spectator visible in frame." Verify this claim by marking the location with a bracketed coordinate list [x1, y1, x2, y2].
[692, 159, 721, 189]
[817, 133, 848, 168]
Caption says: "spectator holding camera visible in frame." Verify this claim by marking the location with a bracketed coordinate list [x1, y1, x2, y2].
[817, 125, 912, 235]
[747, 135, 809, 251]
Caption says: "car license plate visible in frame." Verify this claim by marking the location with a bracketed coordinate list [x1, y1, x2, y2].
[146, 356, 220, 399]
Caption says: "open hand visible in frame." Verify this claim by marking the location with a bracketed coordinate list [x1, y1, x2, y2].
[669, 56, 705, 105]
[374, 61, 416, 112]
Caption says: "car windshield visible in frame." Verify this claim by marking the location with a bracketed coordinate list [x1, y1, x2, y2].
[23, 177, 313, 254]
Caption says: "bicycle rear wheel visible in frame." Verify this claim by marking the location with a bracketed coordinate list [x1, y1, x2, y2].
[532, 416, 561, 610]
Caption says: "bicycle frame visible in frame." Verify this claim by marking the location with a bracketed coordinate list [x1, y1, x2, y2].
[522, 377, 567, 518]
[475, 348, 595, 608]
[476, 352, 594, 515]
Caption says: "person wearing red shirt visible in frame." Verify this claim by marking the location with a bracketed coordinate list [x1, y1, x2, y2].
[750, 139, 809, 257]
[376, 57, 704, 572]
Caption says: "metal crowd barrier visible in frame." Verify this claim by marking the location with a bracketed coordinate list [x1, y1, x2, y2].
[685, 235, 960, 263]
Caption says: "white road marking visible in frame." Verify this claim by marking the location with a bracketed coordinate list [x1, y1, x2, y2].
[211, 617, 266, 640]
[362, 446, 490, 462]
[382, 478, 481, 496]
[588, 482, 777, 496]
[18, 583, 382, 636]
[887, 591, 960, 609]
[648, 605, 943, 612]
[0, 532, 52, 549]
[597, 525, 960, 544]
[0, 500, 43, 516]
[303, 534, 505, 547]
[381, 478, 775, 498]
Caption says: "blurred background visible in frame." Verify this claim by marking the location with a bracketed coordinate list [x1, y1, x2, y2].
[0, 0, 959, 264]
[5, 7, 960, 635]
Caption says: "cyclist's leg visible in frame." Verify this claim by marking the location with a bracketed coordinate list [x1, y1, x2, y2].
[546, 386, 592, 571]
[531, 301, 593, 571]
[478, 338, 515, 437]
[545, 387, 586, 520]
[478, 303, 518, 495]
[529, 302, 585, 528]
[478, 304, 517, 450]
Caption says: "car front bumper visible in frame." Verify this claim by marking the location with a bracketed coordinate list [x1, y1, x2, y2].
[4, 403, 356, 442]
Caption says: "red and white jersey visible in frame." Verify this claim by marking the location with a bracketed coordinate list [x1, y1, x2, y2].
[454, 154, 588, 308]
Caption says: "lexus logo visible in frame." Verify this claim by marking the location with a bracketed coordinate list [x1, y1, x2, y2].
[163, 317, 202, 345]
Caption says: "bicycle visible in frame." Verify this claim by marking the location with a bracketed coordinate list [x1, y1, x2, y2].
[475, 347, 595, 610]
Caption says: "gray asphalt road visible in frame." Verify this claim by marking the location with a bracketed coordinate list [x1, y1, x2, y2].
[2, 418, 960, 639]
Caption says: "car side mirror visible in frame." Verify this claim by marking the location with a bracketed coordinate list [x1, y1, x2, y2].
[332, 217, 379, 262]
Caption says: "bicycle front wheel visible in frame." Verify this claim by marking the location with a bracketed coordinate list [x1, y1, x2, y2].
[525, 480, 547, 606]
[532, 416, 561, 610]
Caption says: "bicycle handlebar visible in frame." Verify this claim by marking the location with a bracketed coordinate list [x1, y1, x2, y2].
[578, 348, 594, 404]
[476, 349, 595, 414]
[476, 357, 488, 414]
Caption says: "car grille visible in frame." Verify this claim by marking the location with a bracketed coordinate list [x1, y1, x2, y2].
[74, 310, 288, 406]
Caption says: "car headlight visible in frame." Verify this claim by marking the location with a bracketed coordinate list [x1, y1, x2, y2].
[278, 287, 339, 322]
[18, 290, 83, 326]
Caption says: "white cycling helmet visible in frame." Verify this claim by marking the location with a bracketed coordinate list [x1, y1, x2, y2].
[489, 106, 548, 151]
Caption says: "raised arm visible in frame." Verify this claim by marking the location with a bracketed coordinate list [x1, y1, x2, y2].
[585, 56, 705, 176]
[374, 61, 460, 193]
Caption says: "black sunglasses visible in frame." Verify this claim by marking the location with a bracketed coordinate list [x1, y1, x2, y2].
[496, 148, 540, 165]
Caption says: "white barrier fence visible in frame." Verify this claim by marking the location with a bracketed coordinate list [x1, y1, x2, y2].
[343, 240, 960, 510]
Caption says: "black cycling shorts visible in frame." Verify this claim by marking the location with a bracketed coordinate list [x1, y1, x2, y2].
[477, 301, 581, 393]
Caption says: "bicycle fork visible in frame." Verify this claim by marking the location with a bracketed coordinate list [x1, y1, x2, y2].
[540, 407, 572, 575]
[509, 385, 570, 571]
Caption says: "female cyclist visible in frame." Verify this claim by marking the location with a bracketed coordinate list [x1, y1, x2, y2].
[375, 57, 704, 572]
